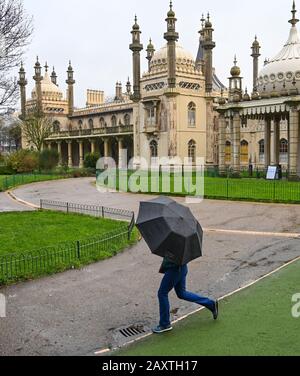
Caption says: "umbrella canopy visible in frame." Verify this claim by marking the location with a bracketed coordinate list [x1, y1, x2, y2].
[136, 196, 203, 266]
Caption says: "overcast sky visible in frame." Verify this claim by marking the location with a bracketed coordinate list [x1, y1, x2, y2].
[21, 0, 295, 107]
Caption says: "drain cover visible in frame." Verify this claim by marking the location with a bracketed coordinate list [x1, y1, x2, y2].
[119, 325, 146, 338]
[112, 324, 150, 347]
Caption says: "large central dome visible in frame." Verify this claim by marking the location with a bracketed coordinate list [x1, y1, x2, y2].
[150, 43, 196, 74]
[32, 71, 63, 101]
[257, 10, 300, 94]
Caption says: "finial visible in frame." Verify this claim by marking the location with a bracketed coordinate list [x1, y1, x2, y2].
[134, 14, 137, 23]
[234, 55, 237, 65]
[289, 0, 299, 26]
[44, 62, 48, 72]
[170, 0, 173, 10]
[207, 12, 210, 22]
[201, 14, 205, 28]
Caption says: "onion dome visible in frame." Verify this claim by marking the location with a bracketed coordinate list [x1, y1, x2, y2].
[257, 2, 300, 95]
[230, 56, 241, 77]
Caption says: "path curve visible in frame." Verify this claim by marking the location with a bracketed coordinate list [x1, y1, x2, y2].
[0, 178, 299, 355]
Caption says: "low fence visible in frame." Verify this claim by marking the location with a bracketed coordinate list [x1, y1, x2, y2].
[204, 179, 300, 203]
[0, 201, 135, 284]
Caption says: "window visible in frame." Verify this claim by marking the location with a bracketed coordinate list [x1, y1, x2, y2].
[124, 114, 131, 126]
[259, 139, 265, 155]
[111, 116, 117, 127]
[100, 117, 105, 128]
[188, 102, 196, 128]
[88, 119, 94, 130]
[280, 139, 288, 163]
[188, 140, 196, 163]
[146, 107, 156, 126]
[259, 140, 265, 163]
[150, 140, 158, 158]
[280, 139, 288, 154]
[53, 121, 60, 133]
[240, 140, 249, 164]
[225, 141, 231, 164]
[78, 120, 83, 129]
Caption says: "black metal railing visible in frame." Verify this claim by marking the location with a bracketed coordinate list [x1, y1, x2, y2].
[0, 201, 136, 284]
[0, 228, 129, 285]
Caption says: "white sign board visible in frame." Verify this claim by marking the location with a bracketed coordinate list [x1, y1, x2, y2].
[266, 166, 278, 180]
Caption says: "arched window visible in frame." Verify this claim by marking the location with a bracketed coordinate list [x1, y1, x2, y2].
[259, 140, 265, 163]
[188, 102, 196, 128]
[241, 140, 249, 164]
[188, 140, 196, 163]
[225, 141, 231, 164]
[100, 117, 105, 128]
[53, 121, 60, 133]
[88, 119, 94, 130]
[111, 116, 117, 127]
[124, 114, 131, 126]
[280, 139, 288, 154]
[280, 138, 288, 163]
[150, 140, 158, 158]
[78, 120, 83, 130]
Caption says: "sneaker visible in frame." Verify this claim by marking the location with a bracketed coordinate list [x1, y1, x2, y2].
[152, 325, 173, 334]
[212, 300, 219, 320]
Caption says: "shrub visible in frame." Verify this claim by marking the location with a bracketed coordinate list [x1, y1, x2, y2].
[39, 149, 59, 171]
[84, 152, 100, 169]
[6, 150, 39, 173]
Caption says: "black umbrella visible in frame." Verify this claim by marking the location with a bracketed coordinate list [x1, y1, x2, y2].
[136, 196, 203, 266]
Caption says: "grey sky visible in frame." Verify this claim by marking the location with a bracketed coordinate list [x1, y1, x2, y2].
[21, 0, 295, 108]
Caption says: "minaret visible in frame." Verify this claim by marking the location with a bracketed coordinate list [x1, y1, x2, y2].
[251, 36, 261, 95]
[129, 15, 143, 102]
[146, 38, 155, 72]
[229, 56, 243, 102]
[66, 61, 75, 116]
[164, 1, 179, 89]
[51, 66, 58, 85]
[126, 77, 132, 95]
[202, 13, 216, 93]
[33, 57, 43, 114]
[195, 15, 205, 73]
[17, 62, 27, 120]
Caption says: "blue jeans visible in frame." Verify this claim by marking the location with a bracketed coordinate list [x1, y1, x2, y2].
[158, 264, 215, 328]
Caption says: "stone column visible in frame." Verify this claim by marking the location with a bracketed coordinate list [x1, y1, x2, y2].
[218, 113, 226, 175]
[67, 141, 73, 168]
[118, 137, 125, 169]
[78, 140, 84, 168]
[273, 118, 280, 166]
[57, 141, 62, 166]
[104, 139, 109, 158]
[90, 139, 96, 154]
[232, 112, 241, 174]
[289, 107, 299, 178]
[264, 117, 271, 170]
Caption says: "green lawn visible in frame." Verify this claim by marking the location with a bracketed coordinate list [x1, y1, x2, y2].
[97, 170, 300, 203]
[0, 211, 138, 284]
[117, 259, 300, 356]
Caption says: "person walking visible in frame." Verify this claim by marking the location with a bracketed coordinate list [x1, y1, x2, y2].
[152, 257, 219, 334]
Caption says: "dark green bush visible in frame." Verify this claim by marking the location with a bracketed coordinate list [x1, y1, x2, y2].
[39, 149, 59, 171]
[84, 152, 100, 169]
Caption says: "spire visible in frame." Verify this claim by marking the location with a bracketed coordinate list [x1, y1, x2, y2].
[44, 62, 49, 72]
[146, 38, 155, 72]
[51, 66, 57, 85]
[289, 1, 299, 26]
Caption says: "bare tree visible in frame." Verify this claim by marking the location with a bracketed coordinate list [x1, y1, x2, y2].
[21, 109, 53, 152]
[0, 0, 33, 108]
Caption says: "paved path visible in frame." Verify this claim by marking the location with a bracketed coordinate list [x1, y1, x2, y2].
[0, 178, 300, 355]
[0, 192, 33, 212]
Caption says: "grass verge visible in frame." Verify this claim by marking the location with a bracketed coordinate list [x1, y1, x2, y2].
[117, 259, 300, 356]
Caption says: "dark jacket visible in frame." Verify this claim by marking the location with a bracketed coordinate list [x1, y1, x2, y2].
[159, 257, 180, 274]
